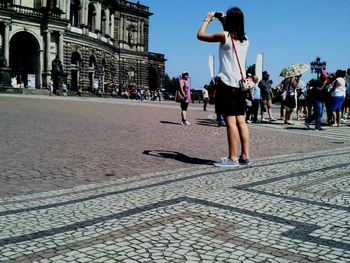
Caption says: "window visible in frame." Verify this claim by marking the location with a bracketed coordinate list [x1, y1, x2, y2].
[87, 3, 96, 32]
[101, 10, 106, 35]
[70, 0, 80, 27]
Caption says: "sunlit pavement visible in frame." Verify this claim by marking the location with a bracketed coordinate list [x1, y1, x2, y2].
[1, 94, 349, 262]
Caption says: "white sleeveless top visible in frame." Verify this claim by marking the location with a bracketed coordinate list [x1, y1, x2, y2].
[331, 77, 346, 97]
[218, 32, 249, 88]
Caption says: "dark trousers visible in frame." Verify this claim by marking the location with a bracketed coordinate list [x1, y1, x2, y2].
[251, 99, 260, 122]
[280, 99, 286, 118]
[203, 99, 209, 111]
[306, 100, 324, 128]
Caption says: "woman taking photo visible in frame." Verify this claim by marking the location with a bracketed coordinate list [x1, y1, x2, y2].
[197, 7, 251, 167]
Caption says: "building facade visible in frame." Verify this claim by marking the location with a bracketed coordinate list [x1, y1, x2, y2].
[0, 0, 165, 93]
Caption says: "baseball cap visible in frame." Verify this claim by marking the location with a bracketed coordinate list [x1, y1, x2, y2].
[262, 71, 269, 77]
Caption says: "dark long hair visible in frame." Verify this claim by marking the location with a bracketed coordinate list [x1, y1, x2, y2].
[224, 7, 247, 42]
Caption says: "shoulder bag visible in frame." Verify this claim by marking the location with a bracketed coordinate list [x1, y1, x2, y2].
[175, 89, 185, 103]
[229, 34, 252, 91]
[175, 81, 185, 103]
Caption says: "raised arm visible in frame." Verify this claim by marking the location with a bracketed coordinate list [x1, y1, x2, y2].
[197, 12, 225, 44]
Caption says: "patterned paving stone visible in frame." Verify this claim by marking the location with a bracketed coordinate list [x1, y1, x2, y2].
[0, 95, 349, 262]
[0, 147, 349, 262]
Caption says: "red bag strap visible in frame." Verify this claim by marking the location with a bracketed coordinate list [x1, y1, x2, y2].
[229, 33, 244, 80]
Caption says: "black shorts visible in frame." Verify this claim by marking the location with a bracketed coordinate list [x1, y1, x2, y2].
[180, 102, 189, 111]
[215, 78, 246, 116]
[285, 95, 296, 109]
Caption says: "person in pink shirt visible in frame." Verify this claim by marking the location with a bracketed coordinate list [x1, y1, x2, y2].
[179, 71, 192, 125]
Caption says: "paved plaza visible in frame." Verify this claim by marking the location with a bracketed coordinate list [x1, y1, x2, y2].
[0, 94, 350, 262]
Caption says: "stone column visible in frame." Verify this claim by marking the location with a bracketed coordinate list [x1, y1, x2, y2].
[4, 23, 10, 65]
[140, 20, 144, 52]
[45, 30, 52, 72]
[42, 30, 51, 88]
[58, 31, 64, 63]
[38, 49, 43, 88]
[110, 13, 115, 39]
[82, 0, 88, 27]
[96, 3, 102, 33]
[120, 16, 124, 45]
[105, 9, 110, 37]
[66, 0, 71, 20]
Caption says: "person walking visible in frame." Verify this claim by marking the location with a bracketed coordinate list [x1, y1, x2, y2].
[197, 7, 251, 167]
[250, 76, 260, 123]
[179, 71, 192, 126]
[245, 75, 258, 123]
[47, 80, 53, 96]
[283, 76, 298, 125]
[296, 75, 307, 120]
[202, 84, 209, 111]
[305, 72, 329, 131]
[344, 68, 350, 119]
[330, 70, 346, 127]
[276, 80, 287, 121]
[258, 71, 276, 122]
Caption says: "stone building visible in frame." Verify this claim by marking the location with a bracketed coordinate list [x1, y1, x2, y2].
[0, 0, 165, 93]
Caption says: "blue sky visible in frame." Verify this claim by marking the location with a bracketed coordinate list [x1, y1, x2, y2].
[139, 0, 350, 89]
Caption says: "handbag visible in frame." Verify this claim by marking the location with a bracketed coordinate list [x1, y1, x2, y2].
[229, 34, 251, 91]
[175, 89, 185, 103]
[245, 99, 252, 107]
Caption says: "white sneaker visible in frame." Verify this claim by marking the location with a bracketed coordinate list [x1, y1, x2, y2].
[214, 157, 239, 167]
[182, 120, 191, 126]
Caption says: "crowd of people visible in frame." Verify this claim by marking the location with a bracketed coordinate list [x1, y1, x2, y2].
[233, 69, 350, 130]
[196, 68, 350, 130]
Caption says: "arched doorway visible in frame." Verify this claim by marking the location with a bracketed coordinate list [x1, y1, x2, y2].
[9, 31, 40, 89]
[70, 52, 81, 91]
[148, 67, 158, 91]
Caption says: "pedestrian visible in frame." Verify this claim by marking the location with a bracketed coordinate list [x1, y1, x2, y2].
[245, 86, 253, 123]
[305, 72, 329, 131]
[306, 79, 316, 119]
[276, 80, 287, 121]
[197, 7, 251, 167]
[344, 68, 350, 119]
[77, 78, 82, 96]
[62, 82, 68, 96]
[202, 84, 209, 111]
[250, 76, 260, 123]
[283, 76, 298, 125]
[324, 74, 336, 125]
[244, 74, 255, 123]
[140, 88, 145, 101]
[179, 71, 192, 126]
[296, 75, 307, 120]
[47, 80, 53, 96]
[212, 88, 226, 127]
[258, 71, 276, 122]
[330, 69, 346, 127]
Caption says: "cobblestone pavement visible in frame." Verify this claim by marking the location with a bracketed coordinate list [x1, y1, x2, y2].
[0, 94, 350, 262]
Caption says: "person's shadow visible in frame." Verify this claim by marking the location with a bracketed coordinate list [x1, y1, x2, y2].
[196, 118, 217, 127]
[160, 121, 182, 125]
[143, 150, 214, 165]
